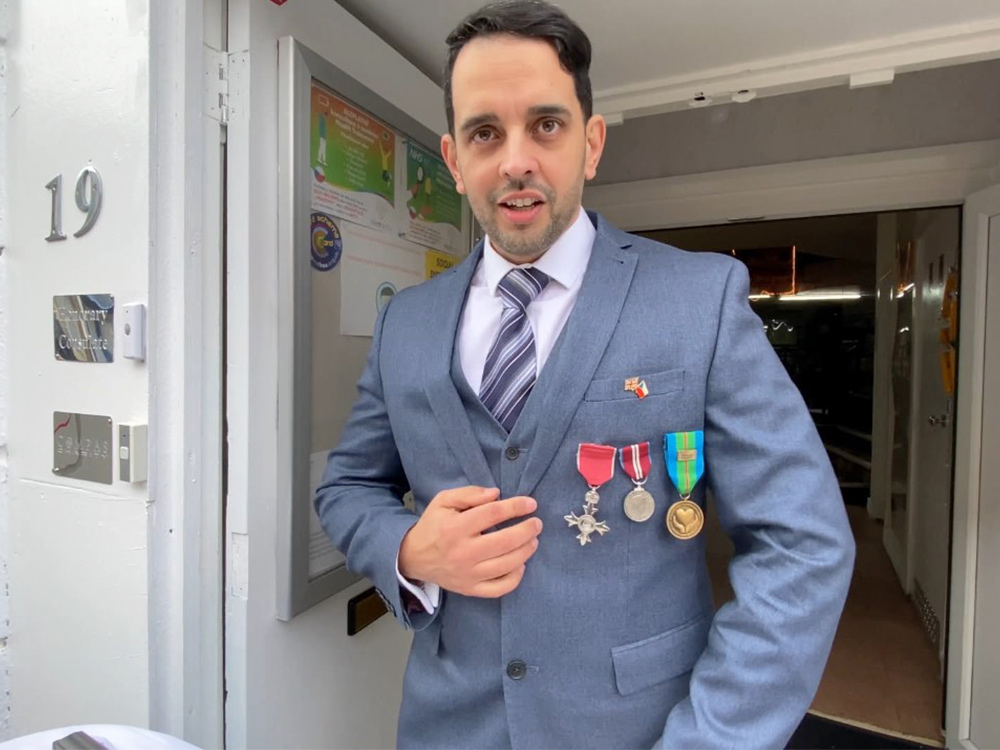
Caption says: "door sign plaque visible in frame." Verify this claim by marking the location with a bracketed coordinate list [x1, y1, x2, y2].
[53, 412, 113, 485]
[53, 294, 114, 362]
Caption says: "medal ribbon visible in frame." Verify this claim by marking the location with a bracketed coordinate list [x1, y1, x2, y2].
[663, 431, 705, 498]
[619, 442, 651, 484]
[577, 443, 617, 488]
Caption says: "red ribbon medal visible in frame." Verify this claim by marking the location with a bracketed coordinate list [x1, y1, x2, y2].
[567, 444, 616, 546]
[577, 443, 617, 489]
[620, 442, 656, 523]
[620, 442, 651, 483]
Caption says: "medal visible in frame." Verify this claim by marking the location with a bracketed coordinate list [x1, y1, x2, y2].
[663, 431, 705, 539]
[666, 499, 704, 539]
[566, 443, 615, 545]
[620, 442, 655, 522]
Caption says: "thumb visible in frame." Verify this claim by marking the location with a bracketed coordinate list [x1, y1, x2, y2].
[433, 485, 501, 511]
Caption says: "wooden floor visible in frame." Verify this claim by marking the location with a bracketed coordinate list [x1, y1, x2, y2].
[706, 505, 944, 745]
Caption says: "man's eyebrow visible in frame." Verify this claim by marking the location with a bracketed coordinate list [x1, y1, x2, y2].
[528, 104, 572, 119]
[459, 113, 500, 134]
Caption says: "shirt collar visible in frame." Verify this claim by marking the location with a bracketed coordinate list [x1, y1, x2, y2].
[481, 208, 595, 295]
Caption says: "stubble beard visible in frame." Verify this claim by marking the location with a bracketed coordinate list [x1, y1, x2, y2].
[476, 176, 584, 261]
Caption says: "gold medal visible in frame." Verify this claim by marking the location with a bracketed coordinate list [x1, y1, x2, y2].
[666, 499, 703, 540]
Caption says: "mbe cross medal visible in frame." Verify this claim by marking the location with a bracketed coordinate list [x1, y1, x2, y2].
[663, 431, 706, 539]
[620, 442, 655, 522]
[567, 443, 615, 545]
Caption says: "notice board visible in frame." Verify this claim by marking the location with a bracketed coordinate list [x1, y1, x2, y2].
[277, 37, 472, 620]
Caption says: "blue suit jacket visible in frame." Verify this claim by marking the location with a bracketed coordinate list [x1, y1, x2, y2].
[315, 213, 855, 748]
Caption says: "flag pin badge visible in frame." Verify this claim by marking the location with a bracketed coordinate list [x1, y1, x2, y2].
[624, 378, 649, 398]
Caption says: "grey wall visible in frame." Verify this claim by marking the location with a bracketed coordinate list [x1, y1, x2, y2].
[593, 59, 1000, 185]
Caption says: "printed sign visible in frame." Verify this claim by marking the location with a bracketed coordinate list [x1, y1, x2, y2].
[425, 249, 458, 279]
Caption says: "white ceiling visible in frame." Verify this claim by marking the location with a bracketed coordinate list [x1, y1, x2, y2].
[334, 0, 1000, 118]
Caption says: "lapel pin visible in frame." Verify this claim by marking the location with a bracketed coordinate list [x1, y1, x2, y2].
[624, 377, 649, 398]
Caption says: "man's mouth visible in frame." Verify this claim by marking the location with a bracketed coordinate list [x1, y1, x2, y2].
[500, 197, 544, 211]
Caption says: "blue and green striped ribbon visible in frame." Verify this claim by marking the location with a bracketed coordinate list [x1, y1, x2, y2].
[663, 431, 704, 498]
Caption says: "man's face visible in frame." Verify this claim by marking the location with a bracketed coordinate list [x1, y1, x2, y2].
[442, 35, 606, 262]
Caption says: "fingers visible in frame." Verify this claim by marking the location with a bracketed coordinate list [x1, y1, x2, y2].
[416, 487, 542, 599]
[471, 537, 539, 581]
[473, 516, 543, 559]
[469, 565, 527, 599]
[432, 485, 501, 511]
[461, 495, 538, 534]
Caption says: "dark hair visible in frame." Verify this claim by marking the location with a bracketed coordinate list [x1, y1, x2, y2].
[444, 0, 593, 134]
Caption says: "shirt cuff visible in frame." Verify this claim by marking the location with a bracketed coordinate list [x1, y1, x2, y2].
[395, 553, 440, 613]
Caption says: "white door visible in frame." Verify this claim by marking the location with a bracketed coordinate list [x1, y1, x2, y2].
[909, 208, 961, 659]
[881, 209, 961, 603]
[946, 182, 1000, 750]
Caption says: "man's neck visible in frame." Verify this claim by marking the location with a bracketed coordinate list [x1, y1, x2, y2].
[493, 246, 546, 264]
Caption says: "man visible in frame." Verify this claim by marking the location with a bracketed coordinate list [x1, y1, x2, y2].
[315, 1, 855, 747]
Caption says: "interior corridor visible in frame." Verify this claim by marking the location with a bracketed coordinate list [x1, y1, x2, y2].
[707, 505, 944, 745]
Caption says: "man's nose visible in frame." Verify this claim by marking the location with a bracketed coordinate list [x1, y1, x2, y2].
[500, 133, 538, 182]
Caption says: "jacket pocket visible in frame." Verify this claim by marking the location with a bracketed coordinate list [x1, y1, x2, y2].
[584, 368, 685, 403]
[611, 611, 711, 696]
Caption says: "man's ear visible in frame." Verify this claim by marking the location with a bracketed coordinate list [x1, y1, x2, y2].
[441, 134, 466, 194]
[583, 114, 607, 181]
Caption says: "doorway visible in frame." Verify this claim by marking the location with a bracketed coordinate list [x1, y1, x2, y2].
[643, 207, 961, 745]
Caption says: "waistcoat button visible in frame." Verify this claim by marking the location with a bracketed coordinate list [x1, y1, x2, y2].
[506, 660, 527, 680]
[505, 447, 520, 460]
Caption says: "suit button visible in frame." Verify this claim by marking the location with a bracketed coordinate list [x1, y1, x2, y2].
[506, 660, 527, 680]
[505, 447, 520, 460]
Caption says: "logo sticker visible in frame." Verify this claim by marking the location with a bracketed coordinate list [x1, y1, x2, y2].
[311, 212, 343, 271]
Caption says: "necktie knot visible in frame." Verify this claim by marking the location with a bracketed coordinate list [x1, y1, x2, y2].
[498, 267, 550, 311]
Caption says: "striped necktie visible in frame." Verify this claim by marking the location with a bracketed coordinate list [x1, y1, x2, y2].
[479, 267, 551, 432]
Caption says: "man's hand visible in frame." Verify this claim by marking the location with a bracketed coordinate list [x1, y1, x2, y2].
[398, 486, 542, 598]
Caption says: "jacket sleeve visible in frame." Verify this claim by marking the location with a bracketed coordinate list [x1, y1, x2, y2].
[314, 297, 435, 630]
[658, 260, 856, 748]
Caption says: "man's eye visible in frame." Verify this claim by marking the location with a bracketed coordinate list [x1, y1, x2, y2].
[537, 119, 561, 135]
[471, 129, 495, 143]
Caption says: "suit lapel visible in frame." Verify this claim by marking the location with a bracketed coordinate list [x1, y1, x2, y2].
[423, 243, 497, 488]
[515, 216, 637, 497]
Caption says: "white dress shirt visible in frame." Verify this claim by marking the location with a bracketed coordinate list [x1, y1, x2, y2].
[398, 208, 596, 612]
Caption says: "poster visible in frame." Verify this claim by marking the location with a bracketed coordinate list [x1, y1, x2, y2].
[311, 81, 396, 234]
[340, 222, 427, 337]
[400, 141, 465, 254]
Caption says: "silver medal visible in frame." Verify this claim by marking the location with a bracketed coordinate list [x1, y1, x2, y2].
[565, 489, 610, 545]
[623, 487, 655, 523]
